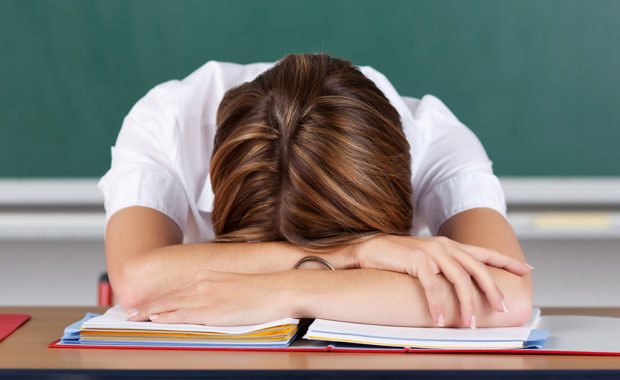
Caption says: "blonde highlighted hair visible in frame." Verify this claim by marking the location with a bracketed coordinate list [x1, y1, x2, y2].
[210, 53, 412, 248]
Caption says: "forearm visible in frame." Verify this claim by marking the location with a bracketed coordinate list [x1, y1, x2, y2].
[293, 209, 532, 327]
[288, 208, 533, 327]
[113, 241, 353, 309]
[106, 206, 355, 310]
[289, 268, 529, 327]
[437, 207, 533, 324]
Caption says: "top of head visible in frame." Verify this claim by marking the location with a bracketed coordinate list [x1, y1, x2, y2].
[210, 53, 413, 248]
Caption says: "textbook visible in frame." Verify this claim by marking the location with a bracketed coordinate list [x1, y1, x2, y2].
[50, 305, 549, 351]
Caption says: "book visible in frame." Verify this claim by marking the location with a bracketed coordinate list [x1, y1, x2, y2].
[304, 308, 543, 349]
[54, 305, 300, 348]
[51, 305, 546, 350]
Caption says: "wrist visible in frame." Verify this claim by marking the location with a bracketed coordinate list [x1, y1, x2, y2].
[349, 235, 378, 269]
[282, 270, 315, 319]
[328, 243, 358, 270]
[295, 245, 357, 271]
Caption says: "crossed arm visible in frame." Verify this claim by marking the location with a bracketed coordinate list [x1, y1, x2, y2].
[106, 206, 532, 328]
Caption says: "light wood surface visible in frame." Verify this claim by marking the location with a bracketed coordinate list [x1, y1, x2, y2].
[1, 306, 620, 370]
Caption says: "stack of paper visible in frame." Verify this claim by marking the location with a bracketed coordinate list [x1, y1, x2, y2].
[57, 305, 300, 348]
[304, 308, 545, 349]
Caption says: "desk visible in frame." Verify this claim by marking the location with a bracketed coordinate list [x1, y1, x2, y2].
[1, 307, 619, 379]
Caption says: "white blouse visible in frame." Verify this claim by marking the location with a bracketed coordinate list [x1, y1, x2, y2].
[98, 60, 506, 243]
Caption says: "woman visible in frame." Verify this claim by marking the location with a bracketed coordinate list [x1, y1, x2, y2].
[99, 53, 532, 329]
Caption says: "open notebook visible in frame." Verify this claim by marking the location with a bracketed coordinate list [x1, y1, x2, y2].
[51, 305, 549, 351]
[304, 309, 543, 349]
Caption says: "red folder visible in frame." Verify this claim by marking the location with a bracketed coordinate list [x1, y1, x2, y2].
[48, 313, 620, 356]
[47, 339, 620, 356]
[0, 314, 30, 342]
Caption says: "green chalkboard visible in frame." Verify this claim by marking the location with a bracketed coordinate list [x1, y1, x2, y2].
[1, 0, 619, 177]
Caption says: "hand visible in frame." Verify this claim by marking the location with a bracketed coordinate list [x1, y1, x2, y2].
[125, 270, 295, 325]
[353, 234, 533, 328]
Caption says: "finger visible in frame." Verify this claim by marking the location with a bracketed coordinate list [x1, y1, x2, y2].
[126, 294, 193, 322]
[444, 243, 508, 313]
[456, 242, 533, 275]
[430, 248, 476, 328]
[151, 307, 248, 326]
[150, 308, 199, 324]
[428, 257, 441, 274]
[416, 260, 445, 327]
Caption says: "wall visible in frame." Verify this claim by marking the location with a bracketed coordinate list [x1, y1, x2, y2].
[1, 179, 618, 307]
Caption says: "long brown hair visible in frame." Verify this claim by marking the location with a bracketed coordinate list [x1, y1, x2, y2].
[210, 53, 412, 248]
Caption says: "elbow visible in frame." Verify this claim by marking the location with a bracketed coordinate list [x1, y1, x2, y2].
[112, 279, 143, 312]
[502, 275, 534, 327]
[505, 292, 533, 327]
[109, 271, 142, 311]
[108, 258, 156, 311]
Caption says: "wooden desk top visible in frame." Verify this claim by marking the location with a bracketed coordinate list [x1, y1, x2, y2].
[1, 306, 620, 372]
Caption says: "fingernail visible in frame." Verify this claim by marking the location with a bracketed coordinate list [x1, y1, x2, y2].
[437, 314, 445, 327]
[125, 309, 138, 319]
[149, 314, 159, 321]
[470, 315, 477, 329]
[501, 299, 509, 313]
[526, 264, 535, 271]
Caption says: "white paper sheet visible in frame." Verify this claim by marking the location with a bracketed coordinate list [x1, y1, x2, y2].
[83, 305, 299, 334]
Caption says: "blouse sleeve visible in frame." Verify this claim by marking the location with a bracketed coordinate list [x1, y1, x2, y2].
[97, 81, 190, 234]
[97, 60, 275, 238]
[404, 95, 507, 236]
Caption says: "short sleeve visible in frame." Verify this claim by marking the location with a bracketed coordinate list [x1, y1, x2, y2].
[405, 95, 507, 236]
[98, 60, 275, 241]
[97, 82, 189, 234]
